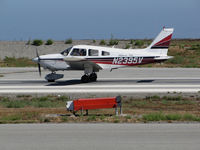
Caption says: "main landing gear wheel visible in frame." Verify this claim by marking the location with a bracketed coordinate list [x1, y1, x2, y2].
[81, 75, 90, 83]
[81, 73, 97, 83]
[89, 73, 97, 82]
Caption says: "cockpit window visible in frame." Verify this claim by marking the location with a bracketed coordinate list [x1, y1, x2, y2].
[102, 51, 110, 56]
[61, 47, 72, 56]
[70, 48, 86, 56]
[89, 49, 99, 56]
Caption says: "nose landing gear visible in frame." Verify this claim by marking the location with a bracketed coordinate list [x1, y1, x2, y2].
[81, 72, 97, 83]
[45, 72, 64, 82]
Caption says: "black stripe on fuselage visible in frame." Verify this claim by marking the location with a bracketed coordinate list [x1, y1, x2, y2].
[38, 57, 156, 61]
[151, 46, 169, 49]
[86, 56, 155, 60]
[38, 58, 63, 61]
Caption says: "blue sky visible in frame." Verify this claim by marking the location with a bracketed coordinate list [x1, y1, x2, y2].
[0, 0, 199, 40]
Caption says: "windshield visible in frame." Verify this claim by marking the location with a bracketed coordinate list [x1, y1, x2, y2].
[61, 46, 72, 56]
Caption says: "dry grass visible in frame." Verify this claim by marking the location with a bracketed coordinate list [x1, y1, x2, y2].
[0, 57, 36, 67]
[0, 95, 200, 123]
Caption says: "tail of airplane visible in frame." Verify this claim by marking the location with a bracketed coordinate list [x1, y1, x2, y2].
[146, 27, 174, 56]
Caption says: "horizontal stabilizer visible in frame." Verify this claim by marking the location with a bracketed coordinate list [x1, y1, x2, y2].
[154, 56, 173, 60]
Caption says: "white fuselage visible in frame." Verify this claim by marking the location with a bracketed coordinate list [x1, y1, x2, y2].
[33, 45, 170, 72]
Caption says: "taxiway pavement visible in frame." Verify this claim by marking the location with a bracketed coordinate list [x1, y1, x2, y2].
[0, 123, 200, 150]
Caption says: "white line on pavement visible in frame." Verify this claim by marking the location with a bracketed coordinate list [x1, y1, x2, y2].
[0, 77, 200, 81]
[0, 84, 200, 88]
[0, 89, 199, 93]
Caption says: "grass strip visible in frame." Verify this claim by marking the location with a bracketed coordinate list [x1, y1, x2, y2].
[143, 112, 200, 122]
[0, 95, 69, 108]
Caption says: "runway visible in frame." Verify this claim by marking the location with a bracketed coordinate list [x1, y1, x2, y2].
[0, 68, 200, 96]
[0, 123, 200, 150]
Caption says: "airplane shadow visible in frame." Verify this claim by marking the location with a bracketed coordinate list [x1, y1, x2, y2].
[46, 79, 82, 86]
[137, 80, 154, 83]
[46, 79, 154, 86]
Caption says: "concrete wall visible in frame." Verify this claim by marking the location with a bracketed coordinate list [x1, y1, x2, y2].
[0, 40, 131, 59]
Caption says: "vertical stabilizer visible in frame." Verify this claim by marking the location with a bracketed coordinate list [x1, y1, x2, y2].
[146, 28, 174, 56]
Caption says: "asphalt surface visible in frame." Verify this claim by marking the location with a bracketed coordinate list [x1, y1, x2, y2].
[0, 123, 200, 150]
[0, 68, 200, 96]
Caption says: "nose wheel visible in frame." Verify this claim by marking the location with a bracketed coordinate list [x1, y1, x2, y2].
[81, 73, 97, 83]
[45, 72, 64, 82]
[48, 79, 55, 82]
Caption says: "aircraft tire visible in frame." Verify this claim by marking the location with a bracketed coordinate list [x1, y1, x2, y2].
[89, 73, 97, 82]
[47, 79, 55, 82]
[81, 75, 89, 83]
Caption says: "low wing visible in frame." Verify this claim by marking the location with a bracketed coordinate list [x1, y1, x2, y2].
[63, 57, 102, 72]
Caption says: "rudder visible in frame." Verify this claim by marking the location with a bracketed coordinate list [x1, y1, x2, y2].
[149, 28, 174, 49]
[146, 27, 174, 56]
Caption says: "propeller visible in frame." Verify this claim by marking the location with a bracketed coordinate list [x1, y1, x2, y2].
[36, 48, 41, 76]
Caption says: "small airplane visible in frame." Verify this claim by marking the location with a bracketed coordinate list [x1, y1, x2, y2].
[33, 27, 174, 82]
